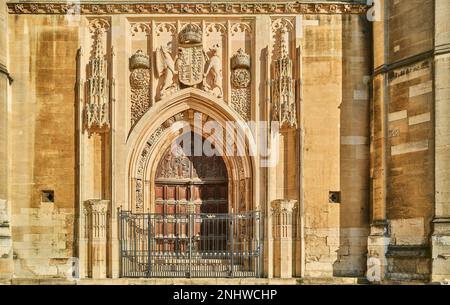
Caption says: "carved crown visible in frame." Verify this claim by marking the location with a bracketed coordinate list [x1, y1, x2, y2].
[178, 24, 202, 44]
[231, 48, 250, 70]
[130, 50, 150, 70]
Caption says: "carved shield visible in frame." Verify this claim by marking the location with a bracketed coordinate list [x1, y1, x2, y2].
[177, 45, 204, 86]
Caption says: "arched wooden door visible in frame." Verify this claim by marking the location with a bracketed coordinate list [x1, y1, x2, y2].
[153, 132, 229, 253]
[154, 133, 228, 214]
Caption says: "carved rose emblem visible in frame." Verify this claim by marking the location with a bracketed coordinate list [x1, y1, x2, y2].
[232, 69, 251, 88]
[130, 69, 150, 89]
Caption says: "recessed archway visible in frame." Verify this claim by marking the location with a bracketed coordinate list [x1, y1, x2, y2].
[121, 90, 262, 278]
[126, 88, 258, 215]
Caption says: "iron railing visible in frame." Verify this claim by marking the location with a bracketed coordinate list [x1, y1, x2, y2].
[119, 210, 263, 278]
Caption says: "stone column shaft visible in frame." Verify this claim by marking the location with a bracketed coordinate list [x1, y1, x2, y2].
[271, 199, 297, 278]
[84, 199, 109, 279]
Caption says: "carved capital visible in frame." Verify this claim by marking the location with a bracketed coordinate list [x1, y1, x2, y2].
[84, 199, 109, 216]
[271, 199, 297, 215]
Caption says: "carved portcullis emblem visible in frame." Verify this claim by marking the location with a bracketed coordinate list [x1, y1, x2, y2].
[176, 24, 205, 87]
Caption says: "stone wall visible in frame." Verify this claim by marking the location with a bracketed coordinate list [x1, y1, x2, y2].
[370, 0, 437, 282]
[301, 14, 370, 278]
[0, 0, 13, 278]
[1, 0, 446, 283]
[7, 14, 78, 277]
[432, 0, 450, 283]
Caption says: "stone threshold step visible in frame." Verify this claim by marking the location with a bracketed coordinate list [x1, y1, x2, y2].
[2, 277, 370, 285]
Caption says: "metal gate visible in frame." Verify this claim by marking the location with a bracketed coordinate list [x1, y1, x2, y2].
[119, 210, 263, 278]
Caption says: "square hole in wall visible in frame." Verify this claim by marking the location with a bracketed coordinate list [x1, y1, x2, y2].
[329, 191, 341, 204]
[41, 190, 55, 203]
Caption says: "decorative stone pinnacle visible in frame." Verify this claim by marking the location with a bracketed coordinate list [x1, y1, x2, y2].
[280, 26, 289, 58]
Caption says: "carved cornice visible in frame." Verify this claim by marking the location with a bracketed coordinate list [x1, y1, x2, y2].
[7, 2, 368, 15]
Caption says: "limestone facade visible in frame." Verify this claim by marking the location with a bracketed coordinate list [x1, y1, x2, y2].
[0, 0, 448, 283]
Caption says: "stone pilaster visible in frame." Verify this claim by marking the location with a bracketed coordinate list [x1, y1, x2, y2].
[432, 0, 450, 283]
[84, 199, 110, 279]
[271, 199, 297, 278]
[367, 0, 390, 283]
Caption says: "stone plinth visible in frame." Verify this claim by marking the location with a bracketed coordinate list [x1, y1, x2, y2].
[432, 218, 450, 282]
[367, 221, 390, 283]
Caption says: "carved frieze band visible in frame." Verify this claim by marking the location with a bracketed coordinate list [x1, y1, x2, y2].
[8, 2, 368, 15]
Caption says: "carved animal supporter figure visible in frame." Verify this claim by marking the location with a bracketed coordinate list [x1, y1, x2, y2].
[203, 44, 223, 98]
[156, 41, 178, 97]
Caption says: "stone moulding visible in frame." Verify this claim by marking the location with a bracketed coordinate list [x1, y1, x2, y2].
[7, 2, 368, 15]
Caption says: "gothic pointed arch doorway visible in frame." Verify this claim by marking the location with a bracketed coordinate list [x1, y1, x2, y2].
[120, 118, 262, 278]
[153, 131, 229, 253]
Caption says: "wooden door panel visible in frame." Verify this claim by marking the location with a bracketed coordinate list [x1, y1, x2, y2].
[179, 186, 189, 201]
[166, 186, 176, 200]
[155, 185, 164, 199]
[153, 135, 229, 245]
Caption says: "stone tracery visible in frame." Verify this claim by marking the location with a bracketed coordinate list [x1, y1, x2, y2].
[85, 18, 112, 134]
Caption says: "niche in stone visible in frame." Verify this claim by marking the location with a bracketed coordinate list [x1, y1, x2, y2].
[329, 191, 341, 204]
[41, 190, 55, 203]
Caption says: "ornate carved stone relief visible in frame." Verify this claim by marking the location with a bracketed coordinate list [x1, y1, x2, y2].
[231, 89, 251, 121]
[85, 19, 113, 135]
[8, 2, 368, 15]
[177, 24, 205, 87]
[203, 22, 226, 99]
[130, 50, 151, 127]
[155, 42, 179, 99]
[231, 48, 251, 121]
[154, 22, 178, 100]
[130, 22, 151, 37]
[154, 23, 227, 100]
[230, 22, 252, 38]
[134, 112, 187, 211]
[271, 20, 297, 129]
[203, 43, 224, 98]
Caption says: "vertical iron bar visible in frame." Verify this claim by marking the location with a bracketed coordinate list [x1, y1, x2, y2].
[230, 213, 234, 278]
[188, 212, 192, 278]
[147, 214, 151, 277]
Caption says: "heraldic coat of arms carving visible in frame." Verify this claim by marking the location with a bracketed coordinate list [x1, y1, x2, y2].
[176, 24, 205, 87]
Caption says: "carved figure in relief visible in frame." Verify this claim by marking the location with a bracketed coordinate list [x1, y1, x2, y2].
[156, 41, 178, 97]
[203, 44, 223, 98]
